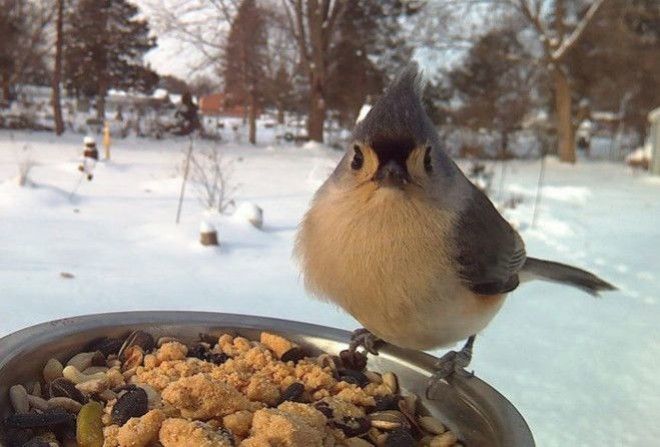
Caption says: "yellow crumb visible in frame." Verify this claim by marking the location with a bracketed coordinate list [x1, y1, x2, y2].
[159, 418, 234, 447]
[161, 374, 251, 419]
[117, 409, 165, 447]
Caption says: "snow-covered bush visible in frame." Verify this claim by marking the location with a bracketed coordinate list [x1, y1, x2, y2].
[235, 202, 263, 229]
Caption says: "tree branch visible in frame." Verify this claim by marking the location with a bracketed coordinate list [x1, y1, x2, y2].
[551, 0, 607, 61]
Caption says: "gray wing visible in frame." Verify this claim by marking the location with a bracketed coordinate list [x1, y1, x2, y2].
[453, 187, 526, 295]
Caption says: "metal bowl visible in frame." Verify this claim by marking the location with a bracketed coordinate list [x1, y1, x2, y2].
[0, 312, 534, 446]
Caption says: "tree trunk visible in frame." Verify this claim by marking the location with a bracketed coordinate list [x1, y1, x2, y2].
[248, 89, 257, 145]
[306, 0, 326, 143]
[277, 102, 284, 125]
[500, 130, 509, 160]
[553, 68, 575, 163]
[1, 69, 10, 102]
[52, 0, 65, 136]
[307, 76, 325, 142]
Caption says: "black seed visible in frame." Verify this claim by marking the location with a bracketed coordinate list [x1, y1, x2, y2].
[198, 333, 218, 345]
[85, 337, 123, 357]
[188, 344, 208, 360]
[278, 382, 305, 404]
[373, 395, 402, 412]
[91, 350, 106, 367]
[217, 427, 236, 446]
[21, 439, 51, 447]
[119, 330, 155, 360]
[48, 378, 88, 404]
[384, 428, 416, 447]
[339, 350, 367, 371]
[4, 408, 74, 429]
[112, 384, 139, 393]
[4, 428, 33, 447]
[313, 401, 334, 419]
[111, 388, 148, 426]
[337, 368, 369, 387]
[280, 347, 305, 363]
[208, 352, 229, 365]
[331, 416, 370, 437]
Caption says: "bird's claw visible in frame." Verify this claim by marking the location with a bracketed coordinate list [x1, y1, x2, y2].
[348, 328, 383, 356]
[427, 335, 476, 395]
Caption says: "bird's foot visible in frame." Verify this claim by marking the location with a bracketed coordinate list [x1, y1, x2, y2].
[429, 335, 476, 388]
[348, 328, 383, 356]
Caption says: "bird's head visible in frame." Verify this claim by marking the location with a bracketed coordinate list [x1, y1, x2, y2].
[328, 63, 458, 204]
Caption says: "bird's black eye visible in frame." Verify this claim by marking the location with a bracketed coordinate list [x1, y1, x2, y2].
[351, 145, 364, 170]
[424, 146, 433, 174]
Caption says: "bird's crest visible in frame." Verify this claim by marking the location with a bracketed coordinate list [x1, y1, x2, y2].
[352, 62, 435, 148]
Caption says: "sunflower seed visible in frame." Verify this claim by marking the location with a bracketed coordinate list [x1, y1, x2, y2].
[48, 397, 83, 413]
[111, 387, 148, 426]
[383, 428, 415, 447]
[43, 358, 64, 383]
[418, 416, 446, 435]
[382, 372, 399, 394]
[278, 382, 305, 404]
[118, 330, 154, 360]
[48, 378, 88, 404]
[344, 437, 374, 447]
[369, 411, 410, 431]
[4, 408, 75, 429]
[331, 416, 370, 437]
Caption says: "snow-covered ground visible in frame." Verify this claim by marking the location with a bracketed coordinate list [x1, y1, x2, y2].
[1, 130, 658, 446]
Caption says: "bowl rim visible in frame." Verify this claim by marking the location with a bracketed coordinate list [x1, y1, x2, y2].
[0, 311, 535, 446]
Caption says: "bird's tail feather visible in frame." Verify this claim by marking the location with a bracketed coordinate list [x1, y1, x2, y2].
[520, 257, 616, 296]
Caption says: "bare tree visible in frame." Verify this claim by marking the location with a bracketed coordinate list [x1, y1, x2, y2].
[282, 0, 349, 142]
[144, 0, 239, 76]
[0, 1, 53, 102]
[506, 0, 607, 163]
[189, 145, 238, 214]
[52, 0, 64, 135]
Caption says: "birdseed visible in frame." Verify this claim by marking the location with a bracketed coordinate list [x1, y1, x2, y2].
[1, 330, 463, 447]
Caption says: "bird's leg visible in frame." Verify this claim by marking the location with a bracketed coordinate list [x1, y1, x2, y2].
[348, 328, 383, 356]
[430, 335, 476, 383]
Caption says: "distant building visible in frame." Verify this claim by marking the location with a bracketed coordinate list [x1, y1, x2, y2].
[199, 92, 254, 118]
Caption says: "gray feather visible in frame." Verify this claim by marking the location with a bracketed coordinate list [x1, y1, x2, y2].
[352, 62, 434, 147]
[454, 184, 527, 295]
[521, 257, 617, 296]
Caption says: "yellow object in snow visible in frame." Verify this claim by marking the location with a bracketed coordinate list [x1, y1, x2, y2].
[103, 121, 111, 160]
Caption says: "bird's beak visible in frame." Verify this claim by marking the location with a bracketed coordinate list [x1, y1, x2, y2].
[374, 160, 410, 189]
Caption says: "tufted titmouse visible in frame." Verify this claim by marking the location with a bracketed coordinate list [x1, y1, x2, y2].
[295, 64, 615, 378]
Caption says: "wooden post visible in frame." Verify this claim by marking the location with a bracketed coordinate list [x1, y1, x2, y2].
[200, 221, 219, 246]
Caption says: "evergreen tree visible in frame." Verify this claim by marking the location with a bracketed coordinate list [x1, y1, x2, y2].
[64, 0, 158, 119]
[223, 0, 268, 144]
[449, 28, 538, 158]
[0, 1, 25, 101]
[566, 0, 660, 144]
[326, 0, 412, 127]
[0, 1, 51, 101]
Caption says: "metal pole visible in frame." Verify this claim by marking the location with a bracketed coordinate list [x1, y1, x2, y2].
[176, 137, 194, 224]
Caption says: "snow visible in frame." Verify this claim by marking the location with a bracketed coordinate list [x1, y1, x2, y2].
[356, 104, 372, 124]
[626, 143, 651, 164]
[1, 131, 659, 446]
[234, 202, 263, 229]
[199, 220, 216, 233]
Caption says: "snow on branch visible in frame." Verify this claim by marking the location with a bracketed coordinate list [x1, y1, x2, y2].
[551, 0, 607, 61]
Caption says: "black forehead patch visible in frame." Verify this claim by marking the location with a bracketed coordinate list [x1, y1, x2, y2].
[371, 136, 416, 166]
